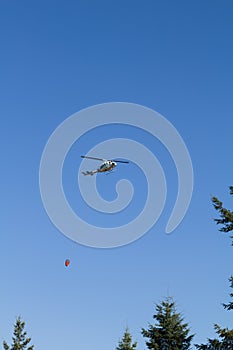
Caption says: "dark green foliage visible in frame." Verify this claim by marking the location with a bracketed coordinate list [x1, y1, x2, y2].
[141, 298, 194, 350]
[195, 324, 233, 350]
[116, 328, 137, 350]
[212, 186, 233, 312]
[3, 316, 34, 350]
[223, 276, 233, 311]
[212, 186, 233, 236]
[194, 189, 233, 349]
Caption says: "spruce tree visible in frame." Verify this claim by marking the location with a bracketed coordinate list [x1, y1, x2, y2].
[195, 187, 233, 349]
[195, 324, 233, 349]
[141, 298, 194, 350]
[195, 274, 233, 349]
[212, 186, 233, 313]
[116, 327, 137, 350]
[212, 186, 233, 310]
[212, 186, 233, 237]
[223, 276, 233, 311]
[3, 316, 34, 350]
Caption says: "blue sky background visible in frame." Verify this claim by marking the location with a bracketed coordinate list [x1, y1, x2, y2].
[1, 0, 233, 349]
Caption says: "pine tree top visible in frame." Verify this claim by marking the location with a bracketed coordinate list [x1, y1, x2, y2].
[3, 316, 34, 350]
[116, 327, 137, 350]
[142, 298, 194, 350]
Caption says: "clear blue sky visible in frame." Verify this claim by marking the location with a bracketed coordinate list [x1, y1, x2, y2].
[1, 0, 233, 349]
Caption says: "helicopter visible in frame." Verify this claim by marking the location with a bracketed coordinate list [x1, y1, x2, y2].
[81, 156, 129, 176]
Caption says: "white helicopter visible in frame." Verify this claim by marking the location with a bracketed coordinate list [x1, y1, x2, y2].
[81, 156, 129, 176]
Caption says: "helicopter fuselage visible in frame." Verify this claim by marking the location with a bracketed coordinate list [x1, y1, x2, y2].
[99, 161, 117, 172]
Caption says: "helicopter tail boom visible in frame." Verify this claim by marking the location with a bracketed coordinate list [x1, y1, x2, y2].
[82, 170, 99, 176]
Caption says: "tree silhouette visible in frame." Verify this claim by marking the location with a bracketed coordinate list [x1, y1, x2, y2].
[195, 187, 233, 349]
[116, 327, 137, 350]
[212, 186, 233, 237]
[3, 316, 34, 350]
[142, 298, 194, 350]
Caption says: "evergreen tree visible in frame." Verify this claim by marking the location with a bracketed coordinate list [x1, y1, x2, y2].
[141, 298, 194, 350]
[116, 327, 137, 350]
[195, 188, 233, 349]
[223, 276, 233, 311]
[195, 324, 233, 350]
[212, 186, 233, 312]
[212, 186, 233, 237]
[3, 316, 34, 350]
[195, 277, 233, 350]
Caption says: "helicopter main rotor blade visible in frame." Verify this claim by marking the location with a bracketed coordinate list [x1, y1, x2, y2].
[81, 156, 107, 162]
[112, 159, 129, 164]
[81, 156, 129, 163]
